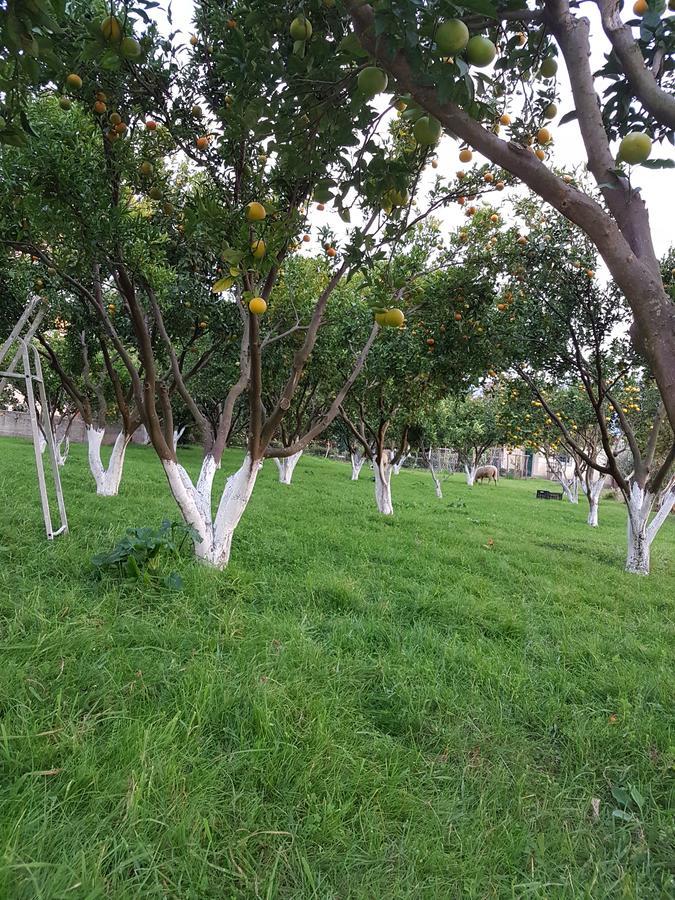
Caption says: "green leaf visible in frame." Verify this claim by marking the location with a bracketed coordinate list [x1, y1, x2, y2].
[455, 0, 498, 17]
[640, 158, 675, 169]
[612, 809, 634, 822]
[629, 785, 646, 809]
[611, 786, 631, 807]
[558, 110, 578, 126]
[212, 277, 234, 293]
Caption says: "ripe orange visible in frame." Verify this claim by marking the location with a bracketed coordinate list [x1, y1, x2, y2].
[499, 113, 511, 125]
[101, 16, 122, 42]
[302, 234, 311, 242]
[246, 201, 266, 222]
[93, 100, 107, 114]
[251, 239, 266, 259]
[326, 246, 336, 257]
[383, 308, 405, 327]
[459, 148, 473, 163]
[495, 181, 505, 191]
[146, 119, 157, 130]
[195, 136, 209, 150]
[249, 297, 267, 315]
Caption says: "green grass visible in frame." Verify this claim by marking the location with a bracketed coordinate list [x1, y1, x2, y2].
[0, 437, 673, 899]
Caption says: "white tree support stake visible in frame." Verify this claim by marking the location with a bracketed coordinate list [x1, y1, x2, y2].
[0, 299, 68, 539]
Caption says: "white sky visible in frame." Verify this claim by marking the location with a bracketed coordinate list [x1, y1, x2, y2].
[151, 2, 674, 259]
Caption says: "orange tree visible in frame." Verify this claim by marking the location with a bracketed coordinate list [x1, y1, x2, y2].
[339, 230, 501, 514]
[476, 204, 675, 574]
[496, 379, 614, 521]
[0, 231, 144, 490]
[437, 388, 508, 486]
[1, 0, 501, 565]
[335, 0, 675, 436]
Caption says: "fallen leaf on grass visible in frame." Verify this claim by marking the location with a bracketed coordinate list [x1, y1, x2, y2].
[591, 798, 601, 821]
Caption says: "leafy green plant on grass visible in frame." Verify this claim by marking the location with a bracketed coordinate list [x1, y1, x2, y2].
[92, 520, 198, 590]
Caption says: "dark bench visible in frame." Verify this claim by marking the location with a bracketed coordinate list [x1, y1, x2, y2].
[536, 489, 563, 500]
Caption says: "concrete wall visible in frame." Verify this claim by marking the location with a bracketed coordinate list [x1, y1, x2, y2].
[0, 410, 148, 445]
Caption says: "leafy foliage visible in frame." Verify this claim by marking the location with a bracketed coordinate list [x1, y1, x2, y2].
[92, 519, 198, 589]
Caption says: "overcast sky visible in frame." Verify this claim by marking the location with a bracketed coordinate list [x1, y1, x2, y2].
[150, 2, 674, 259]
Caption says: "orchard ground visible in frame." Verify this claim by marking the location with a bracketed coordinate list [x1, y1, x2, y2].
[0, 437, 673, 898]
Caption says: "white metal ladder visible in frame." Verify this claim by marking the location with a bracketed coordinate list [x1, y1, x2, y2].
[0, 297, 69, 539]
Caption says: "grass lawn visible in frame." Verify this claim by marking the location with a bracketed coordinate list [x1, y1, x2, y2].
[0, 437, 673, 899]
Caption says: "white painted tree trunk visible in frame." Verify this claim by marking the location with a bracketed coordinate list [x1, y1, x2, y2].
[624, 482, 675, 575]
[464, 463, 477, 487]
[86, 426, 131, 496]
[554, 473, 579, 503]
[430, 468, 443, 499]
[38, 433, 47, 455]
[133, 424, 151, 445]
[374, 451, 394, 515]
[173, 425, 186, 453]
[162, 453, 262, 568]
[392, 452, 409, 476]
[55, 436, 70, 467]
[350, 452, 365, 481]
[274, 450, 303, 485]
[586, 476, 606, 527]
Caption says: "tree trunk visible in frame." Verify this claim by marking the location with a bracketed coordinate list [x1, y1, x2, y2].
[173, 425, 186, 453]
[430, 468, 443, 499]
[133, 424, 151, 445]
[55, 436, 70, 467]
[623, 481, 675, 575]
[162, 453, 262, 568]
[626, 489, 652, 575]
[559, 475, 579, 503]
[350, 451, 365, 481]
[374, 451, 394, 515]
[86, 426, 131, 496]
[464, 463, 477, 487]
[392, 452, 409, 475]
[586, 476, 606, 527]
[274, 450, 303, 485]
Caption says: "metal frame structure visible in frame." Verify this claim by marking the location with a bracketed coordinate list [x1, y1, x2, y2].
[0, 298, 68, 539]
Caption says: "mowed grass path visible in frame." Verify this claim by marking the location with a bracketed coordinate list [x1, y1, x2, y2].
[0, 437, 673, 899]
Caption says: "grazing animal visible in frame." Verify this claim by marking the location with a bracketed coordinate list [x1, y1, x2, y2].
[475, 465, 498, 485]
